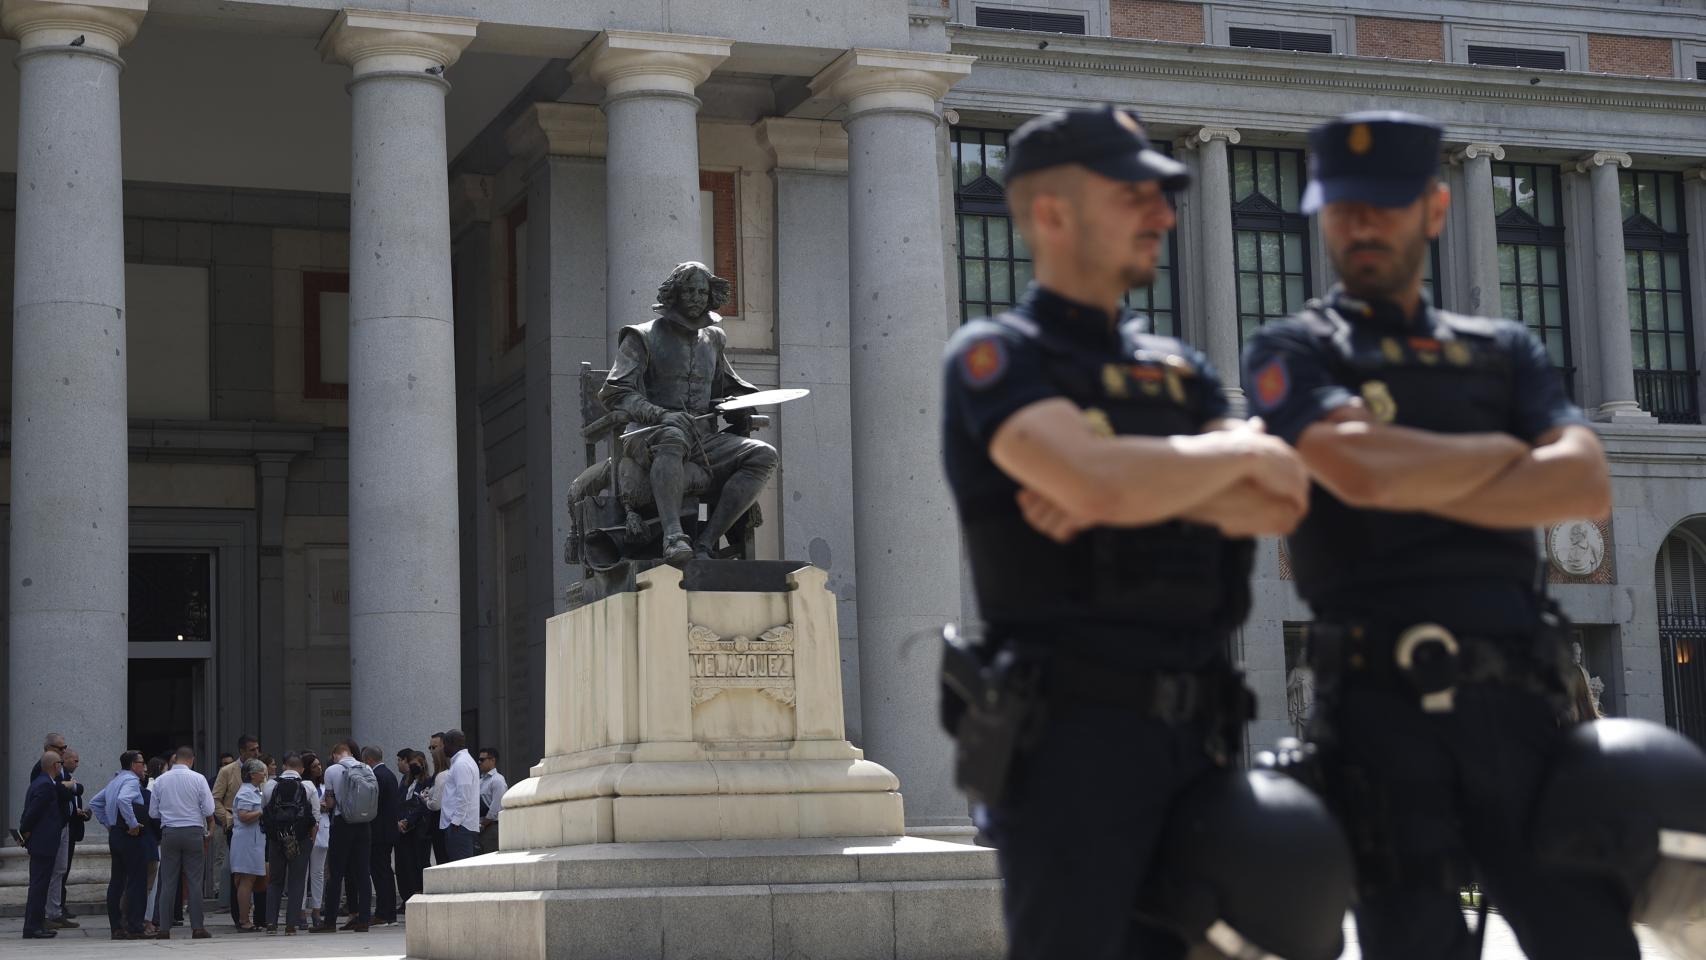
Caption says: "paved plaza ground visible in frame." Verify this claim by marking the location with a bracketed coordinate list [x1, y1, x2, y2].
[0, 910, 1684, 960]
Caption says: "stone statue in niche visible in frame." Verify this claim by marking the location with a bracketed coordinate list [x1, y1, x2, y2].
[565, 262, 778, 570]
[1565, 640, 1606, 722]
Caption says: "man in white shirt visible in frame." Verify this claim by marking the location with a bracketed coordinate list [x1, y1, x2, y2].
[437, 730, 481, 862]
[147, 746, 215, 939]
[477, 748, 507, 854]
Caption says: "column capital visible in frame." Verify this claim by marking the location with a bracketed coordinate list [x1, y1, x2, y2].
[506, 103, 607, 166]
[448, 174, 493, 234]
[317, 8, 476, 80]
[1450, 142, 1504, 163]
[1574, 150, 1633, 173]
[756, 117, 848, 173]
[1182, 125, 1241, 148]
[570, 30, 731, 102]
[1683, 167, 1706, 184]
[1, 0, 145, 56]
[808, 48, 974, 120]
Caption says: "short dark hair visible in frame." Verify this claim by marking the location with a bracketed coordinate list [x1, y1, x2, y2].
[443, 729, 467, 754]
[361, 746, 383, 764]
[479, 747, 499, 762]
[430, 732, 444, 742]
[283, 753, 304, 770]
[120, 750, 143, 769]
[237, 734, 258, 752]
[174, 745, 196, 763]
[340, 739, 361, 757]
[147, 757, 166, 779]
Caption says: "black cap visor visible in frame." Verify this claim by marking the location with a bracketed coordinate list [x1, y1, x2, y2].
[1082, 147, 1191, 191]
[1301, 173, 1433, 214]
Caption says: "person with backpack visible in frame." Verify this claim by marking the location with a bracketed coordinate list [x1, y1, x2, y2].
[260, 754, 318, 935]
[310, 740, 377, 934]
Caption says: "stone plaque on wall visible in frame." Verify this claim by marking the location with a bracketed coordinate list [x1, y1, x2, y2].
[307, 546, 350, 646]
[1546, 517, 1616, 584]
[307, 684, 352, 753]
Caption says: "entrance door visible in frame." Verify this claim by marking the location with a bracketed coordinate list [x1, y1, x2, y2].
[128, 659, 208, 762]
[129, 550, 217, 766]
[1655, 531, 1706, 746]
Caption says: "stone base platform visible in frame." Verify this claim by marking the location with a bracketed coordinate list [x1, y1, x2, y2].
[405, 835, 1005, 960]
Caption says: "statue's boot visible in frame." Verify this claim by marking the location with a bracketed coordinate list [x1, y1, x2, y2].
[648, 448, 693, 563]
[695, 463, 771, 557]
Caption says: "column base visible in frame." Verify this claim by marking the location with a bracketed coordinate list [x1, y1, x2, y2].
[405, 836, 1004, 960]
[1222, 385, 1249, 419]
[1592, 401, 1658, 424]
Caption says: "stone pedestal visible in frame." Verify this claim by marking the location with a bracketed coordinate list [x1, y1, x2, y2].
[406, 561, 1001, 960]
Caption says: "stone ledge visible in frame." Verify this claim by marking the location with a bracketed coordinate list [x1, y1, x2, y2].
[407, 837, 1004, 960]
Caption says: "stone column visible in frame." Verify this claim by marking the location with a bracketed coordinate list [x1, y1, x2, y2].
[1685, 168, 1706, 421]
[1449, 143, 1504, 316]
[573, 31, 729, 350]
[1578, 151, 1651, 423]
[1186, 126, 1243, 404]
[319, 9, 475, 759]
[810, 49, 973, 832]
[3, 0, 144, 824]
[506, 103, 609, 770]
[757, 117, 864, 740]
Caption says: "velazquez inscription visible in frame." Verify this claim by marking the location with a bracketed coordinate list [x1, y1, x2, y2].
[687, 622, 796, 707]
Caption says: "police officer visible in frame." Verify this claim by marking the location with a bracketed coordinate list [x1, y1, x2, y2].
[1242, 111, 1638, 959]
[940, 105, 1314, 960]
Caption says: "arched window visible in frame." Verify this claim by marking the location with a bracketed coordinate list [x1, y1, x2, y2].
[1655, 530, 1706, 745]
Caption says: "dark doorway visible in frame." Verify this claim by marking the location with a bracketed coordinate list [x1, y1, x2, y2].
[127, 659, 207, 766]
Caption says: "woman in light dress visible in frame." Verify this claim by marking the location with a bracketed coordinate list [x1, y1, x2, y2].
[231, 760, 269, 931]
[300, 752, 331, 929]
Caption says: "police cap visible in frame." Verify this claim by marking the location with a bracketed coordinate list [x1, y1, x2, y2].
[1006, 105, 1189, 190]
[1301, 110, 1443, 214]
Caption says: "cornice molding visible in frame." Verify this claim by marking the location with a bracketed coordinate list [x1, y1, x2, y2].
[317, 8, 476, 78]
[949, 30, 1706, 120]
[1, 0, 145, 56]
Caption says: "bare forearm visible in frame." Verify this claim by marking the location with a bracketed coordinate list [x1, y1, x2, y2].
[1428, 430, 1611, 529]
[1077, 434, 1260, 526]
[1301, 422, 1527, 510]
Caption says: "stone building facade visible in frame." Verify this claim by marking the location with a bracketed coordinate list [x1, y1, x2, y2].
[0, 0, 1703, 836]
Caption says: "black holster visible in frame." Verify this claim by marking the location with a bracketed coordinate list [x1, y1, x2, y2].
[939, 628, 1045, 808]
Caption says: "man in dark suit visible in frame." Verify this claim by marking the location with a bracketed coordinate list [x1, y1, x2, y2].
[55, 748, 91, 923]
[20, 751, 71, 939]
[361, 747, 403, 925]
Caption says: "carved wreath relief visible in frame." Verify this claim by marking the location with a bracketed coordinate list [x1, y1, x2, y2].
[688, 622, 796, 708]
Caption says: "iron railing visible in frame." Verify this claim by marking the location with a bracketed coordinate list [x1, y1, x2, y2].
[1657, 604, 1706, 748]
[1635, 369, 1701, 425]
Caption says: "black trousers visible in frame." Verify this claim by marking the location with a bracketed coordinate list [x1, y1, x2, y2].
[322, 817, 372, 925]
[24, 851, 55, 936]
[983, 700, 1217, 960]
[105, 827, 146, 934]
[395, 836, 427, 904]
[263, 843, 309, 930]
[1327, 679, 1639, 960]
[431, 828, 447, 866]
[370, 832, 397, 922]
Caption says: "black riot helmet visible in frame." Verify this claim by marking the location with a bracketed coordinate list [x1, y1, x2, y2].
[1534, 718, 1706, 959]
[1137, 769, 1354, 960]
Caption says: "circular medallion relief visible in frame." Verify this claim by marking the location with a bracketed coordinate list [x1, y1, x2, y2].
[1547, 520, 1605, 577]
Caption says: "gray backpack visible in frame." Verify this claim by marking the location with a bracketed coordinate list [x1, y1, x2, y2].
[335, 758, 379, 824]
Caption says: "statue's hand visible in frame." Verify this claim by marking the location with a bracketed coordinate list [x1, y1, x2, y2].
[662, 411, 697, 436]
[625, 510, 647, 540]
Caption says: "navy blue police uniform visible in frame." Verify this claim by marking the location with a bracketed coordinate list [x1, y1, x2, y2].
[940, 105, 1256, 960]
[1242, 112, 1639, 960]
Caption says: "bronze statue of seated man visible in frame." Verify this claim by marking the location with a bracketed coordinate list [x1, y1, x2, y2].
[598, 261, 778, 563]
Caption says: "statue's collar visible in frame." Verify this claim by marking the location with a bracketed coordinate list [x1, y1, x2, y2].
[655, 305, 722, 332]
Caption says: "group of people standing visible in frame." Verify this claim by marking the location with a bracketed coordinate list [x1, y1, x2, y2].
[16, 726, 508, 942]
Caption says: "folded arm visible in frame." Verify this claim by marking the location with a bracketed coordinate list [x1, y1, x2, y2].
[1425, 425, 1610, 528]
[991, 400, 1307, 528]
[1294, 403, 1529, 510]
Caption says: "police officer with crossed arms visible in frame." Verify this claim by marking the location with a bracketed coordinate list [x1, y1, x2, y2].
[940, 105, 1353, 960]
[1243, 112, 1637, 960]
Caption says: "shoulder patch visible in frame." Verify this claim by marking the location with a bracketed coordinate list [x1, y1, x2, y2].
[1253, 356, 1290, 410]
[960, 337, 1009, 390]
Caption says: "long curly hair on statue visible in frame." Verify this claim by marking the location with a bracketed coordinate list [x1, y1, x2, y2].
[654, 260, 732, 313]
